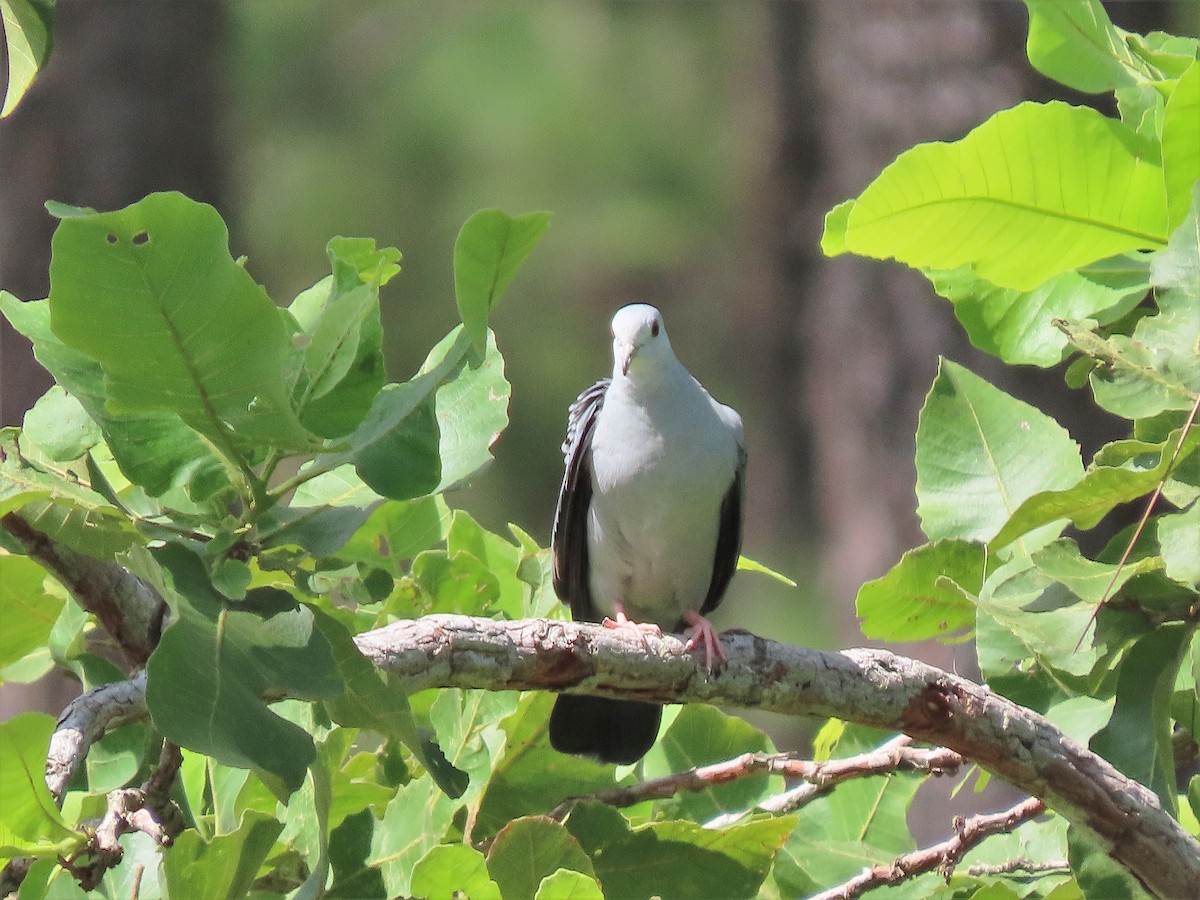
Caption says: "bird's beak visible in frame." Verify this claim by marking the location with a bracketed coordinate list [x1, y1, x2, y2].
[617, 341, 635, 376]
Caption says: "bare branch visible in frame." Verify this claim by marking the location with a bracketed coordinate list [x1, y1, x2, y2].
[551, 734, 962, 828]
[355, 614, 1200, 898]
[46, 673, 149, 801]
[706, 735, 962, 828]
[62, 741, 185, 892]
[809, 797, 1047, 900]
[0, 513, 166, 665]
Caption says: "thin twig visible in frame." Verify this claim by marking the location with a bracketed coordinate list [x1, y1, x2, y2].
[1075, 392, 1200, 651]
[808, 797, 1047, 900]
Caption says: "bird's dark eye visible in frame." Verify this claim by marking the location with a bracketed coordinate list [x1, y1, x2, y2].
[651, 320, 660, 337]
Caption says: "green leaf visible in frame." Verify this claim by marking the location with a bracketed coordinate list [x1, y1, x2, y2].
[835, 102, 1168, 291]
[1161, 61, 1200, 231]
[47, 192, 315, 455]
[1075, 194, 1200, 420]
[485, 816, 594, 900]
[429, 688, 521, 806]
[642, 705, 780, 823]
[736, 555, 797, 587]
[588, 816, 795, 900]
[162, 810, 283, 900]
[0, 713, 80, 861]
[22, 387, 102, 461]
[1090, 623, 1192, 814]
[0, 556, 63, 673]
[1, 0, 54, 117]
[1023, 0, 1145, 93]
[368, 774, 461, 898]
[1157, 502, 1200, 588]
[145, 544, 342, 794]
[448, 510, 525, 617]
[1067, 825, 1152, 900]
[289, 237, 398, 439]
[0, 294, 227, 497]
[991, 427, 1200, 550]
[338, 494, 452, 575]
[975, 554, 1104, 682]
[454, 209, 551, 352]
[1029, 538, 1159, 607]
[472, 693, 617, 840]
[327, 808, 386, 900]
[535, 868, 604, 900]
[819, 199, 854, 256]
[411, 844, 501, 900]
[856, 538, 984, 642]
[429, 329, 510, 493]
[915, 360, 1083, 551]
[927, 260, 1149, 367]
[314, 608, 466, 798]
[259, 465, 383, 557]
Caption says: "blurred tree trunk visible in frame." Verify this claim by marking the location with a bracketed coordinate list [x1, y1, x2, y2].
[0, 0, 226, 717]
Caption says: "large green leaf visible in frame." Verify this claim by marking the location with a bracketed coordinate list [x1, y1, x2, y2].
[348, 325, 510, 499]
[411, 844, 501, 900]
[927, 259, 1149, 367]
[1090, 623, 1192, 814]
[0, 294, 227, 497]
[0, 556, 63, 673]
[47, 192, 314, 455]
[1, 0, 54, 117]
[485, 816, 594, 900]
[1023, 0, 1145, 93]
[825, 102, 1169, 291]
[856, 538, 984, 642]
[145, 544, 342, 794]
[368, 774, 461, 898]
[287, 237, 399, 438]
[454, 209, 551, 352]
[0, 713, 80, 861]
[1068, 826, 1152, 900]
[472, 693, 617, 840]
[991, 426, 1200, 550]
[1161, 61, 1200, 231]
[337, 494, 452, 575]
[1157, 502, 1200, 589]
[162, 810, 283, 900]
[22, 387, 101, 461]
[915, 360, 1083, 552]
[1081, 189, 1200, 419]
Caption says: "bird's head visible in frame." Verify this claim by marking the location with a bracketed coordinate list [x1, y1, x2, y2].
[610, 304, 673, 378]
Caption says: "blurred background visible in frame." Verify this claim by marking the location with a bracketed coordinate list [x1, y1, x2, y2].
[2, 0, 1195, 832]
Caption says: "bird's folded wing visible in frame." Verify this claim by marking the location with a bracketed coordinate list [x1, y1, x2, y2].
[552, 379, 610, 620]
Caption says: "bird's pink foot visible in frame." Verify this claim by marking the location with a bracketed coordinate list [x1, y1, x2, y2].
[683, 610, 726, 669]
[602, 604, 662, 639]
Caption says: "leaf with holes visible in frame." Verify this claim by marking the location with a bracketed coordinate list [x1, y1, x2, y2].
[47, 192, 315, 457]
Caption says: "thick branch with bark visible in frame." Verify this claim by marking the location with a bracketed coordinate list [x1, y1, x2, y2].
[356, 615, 1200, 899]
[1, 513, 166, 664]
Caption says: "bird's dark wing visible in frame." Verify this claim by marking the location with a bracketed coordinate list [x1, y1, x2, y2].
[552, 379, 609, 622]
[699, 443, 746, 617]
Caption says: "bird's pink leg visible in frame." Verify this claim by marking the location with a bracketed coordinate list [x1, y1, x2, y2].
[602, 602, 662, 638]
[682, 610, 726, 668]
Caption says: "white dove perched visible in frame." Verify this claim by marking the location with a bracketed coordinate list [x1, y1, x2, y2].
[549, 303, 746, 764]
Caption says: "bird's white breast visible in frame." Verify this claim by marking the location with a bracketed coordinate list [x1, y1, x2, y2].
[586, 372, 740, 626]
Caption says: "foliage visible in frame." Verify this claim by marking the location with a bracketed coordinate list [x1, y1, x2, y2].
[0, 3, 1198, 898]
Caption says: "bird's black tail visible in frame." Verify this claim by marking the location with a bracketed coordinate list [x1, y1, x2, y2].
[549, 695, 662, 765]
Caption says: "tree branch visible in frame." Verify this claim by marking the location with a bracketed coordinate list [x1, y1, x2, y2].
[0, 513, 166, 665]
[355, 615, 1200, 899]
[809, 797, 1047, 900]
[551, 734, 962, 828]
